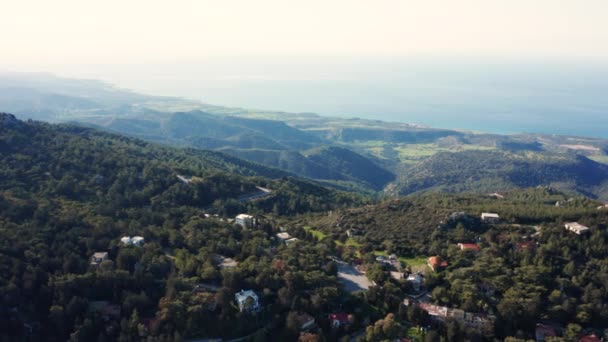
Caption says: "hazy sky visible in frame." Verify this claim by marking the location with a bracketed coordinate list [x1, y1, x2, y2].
[2, 0, 608, 71]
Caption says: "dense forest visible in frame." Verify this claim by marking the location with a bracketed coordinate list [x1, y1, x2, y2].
[1, 113, 608, 341]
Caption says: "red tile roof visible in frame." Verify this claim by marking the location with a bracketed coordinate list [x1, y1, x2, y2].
[328, 313, 349, 324]
[458, 243, 481, 251]
[580, 335, 602, 342]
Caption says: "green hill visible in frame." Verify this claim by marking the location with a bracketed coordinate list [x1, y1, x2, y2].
[393, 150, 608, 200]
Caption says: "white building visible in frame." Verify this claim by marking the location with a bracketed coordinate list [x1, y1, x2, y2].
[120, 236, 145, 246]
[235, 290, 260, 313]
[276, 232, 292, 241]
[481, 213, 500, 223]
[285, 238, 299, 246]
[90, 252, 109, 266]
[406, 273, 423, 292]
[235, 214, 254, 228]
[564, 222, 590, 235]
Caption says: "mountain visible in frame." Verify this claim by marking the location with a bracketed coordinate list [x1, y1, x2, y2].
[392, 150, 608, 200]
[0, 112, 367, 215]
[2, 73, 608, 199]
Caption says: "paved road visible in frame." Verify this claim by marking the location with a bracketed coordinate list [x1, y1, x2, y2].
[238, 186, 272, 202]
[337, 263, 373, 292]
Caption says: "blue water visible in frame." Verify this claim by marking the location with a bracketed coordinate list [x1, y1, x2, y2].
[96, 58, 608, 138]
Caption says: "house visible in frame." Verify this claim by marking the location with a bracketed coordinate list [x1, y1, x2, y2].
[390, 271, 404, 281]
[427, 256, 448, 271]
[131, 236, 144, 246]
[535, 323, 559, 342]
[419, 303, 494, 334]
[235, 290, 260, 313]
[90, 252, 109, 267]
[457, 243, 481, 252]
[580, 334, 602, 342]
[564, 222, 590, 235]
[213, 255, 238, 269]
[406, 273, 423, 292]
[285, 238, 299, 246]
[328, 313, 350, 328]
[346, 229, 360, 237]
[235, 214, 254, 228]
[276, 232, 292, 241]
[597, 204, 608, 210]
[488, 192, 504, 199]
[516, 241, 537, 251]
[293, 312, 316, 331]
[481, 213, 500, 223]
[120, 236, 145, 246]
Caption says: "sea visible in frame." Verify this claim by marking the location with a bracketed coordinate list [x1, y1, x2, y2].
[82, 57, 608, 138]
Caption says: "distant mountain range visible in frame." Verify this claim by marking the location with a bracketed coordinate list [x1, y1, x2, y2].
[1, 72, 608, 199]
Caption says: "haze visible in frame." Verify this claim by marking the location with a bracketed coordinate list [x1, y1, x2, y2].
[1, 0, 608, 136]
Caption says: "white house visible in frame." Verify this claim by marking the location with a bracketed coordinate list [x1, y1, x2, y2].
[481, 213, 500, 223]
[235, 290, 260, 313]
[285, 238, 299, 246]
[120, 236, 145, 246]
[564, 222, 590, 235]
[406, 273, 424, 292]
[276, 232, 292, 241]
[235, 214, 254, 228]
[90, 252, 109, 267]
[131, 236, 144, 246]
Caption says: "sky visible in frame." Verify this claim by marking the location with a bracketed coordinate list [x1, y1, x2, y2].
[1, 0, 608, 137]
[1, 0, 608, 70]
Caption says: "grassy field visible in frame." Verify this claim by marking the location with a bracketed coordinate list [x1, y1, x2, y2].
[335, 238, 363, 247]
[406, 326, 425, 342]
[304, 227, 328, 240]
[394, 143, 495, 164]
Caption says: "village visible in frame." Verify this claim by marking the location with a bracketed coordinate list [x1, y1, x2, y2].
[81, 201, 600, 342]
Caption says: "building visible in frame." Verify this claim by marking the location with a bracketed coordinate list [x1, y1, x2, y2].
[328, 313, 350, 328]
[406, 273, 423, 292]
[481, 213, 500, 223]
[235, 290, 260, 313]
[285, 238, 299, 246]
[457, 243, 481, 252]
[293, 312, 316, 331]
[579, 334, 602, 342]
[346, 229, 360, 237]
[427, 256, 448, 271]
[535, 323, 559, 342]
[276, 232, 292, 241]
[564, 222, 590, 235]
[235, 214, 254, 228]
[120, 236, 145, 246]
[516, 241, 537, 251]
[419, 303, 494, 334]
[90, 252, 109, 267]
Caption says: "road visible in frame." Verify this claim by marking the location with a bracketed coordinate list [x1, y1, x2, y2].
[237, 186, 272, 202]
[337, 262, 373, 293]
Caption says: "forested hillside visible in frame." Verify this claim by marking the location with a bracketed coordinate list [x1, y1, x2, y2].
[1, 114, 608, 341]
[393, 150, 608, 200]
[0, 113, 370, 341]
